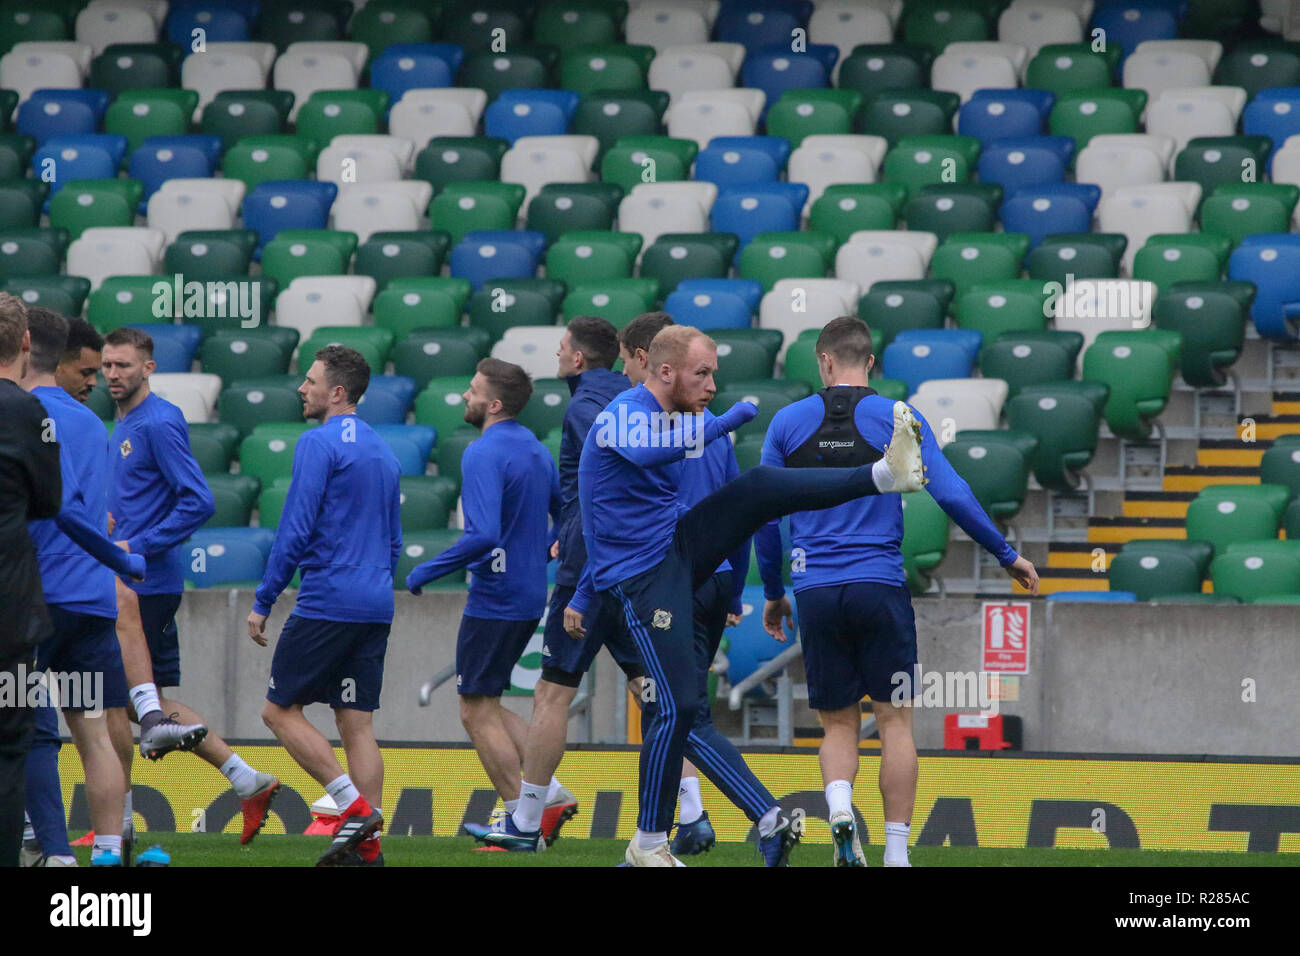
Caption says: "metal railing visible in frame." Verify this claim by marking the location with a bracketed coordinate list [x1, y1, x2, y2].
[726, 643, 801, 745]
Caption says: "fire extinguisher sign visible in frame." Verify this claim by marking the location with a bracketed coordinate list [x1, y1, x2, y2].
[981, 602, 1030, 674]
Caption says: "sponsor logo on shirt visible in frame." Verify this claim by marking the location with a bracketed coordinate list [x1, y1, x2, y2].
[652, 609, 672, 629]
[119, 438, 133, 458]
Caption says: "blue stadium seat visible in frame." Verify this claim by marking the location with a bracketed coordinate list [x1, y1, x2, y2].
[1046, 590, 1139, 602]
[166, 5, 252, 46]
[184, 528, 272, 587]
[1228, 239, 1300, 340]
[1089, 3, 1180, 59]
[243, 180, 337, 252]
[717, 7, 806, 52]
[884, 330, 982, 393]
[460, 228, 546, 260]
[706, 135, 791, 171]
[357, 389, 411, 426]
[373, 423, 436, 461]
[370, 43, 464, 105]
[128, 323, 202, 373]
[35, 136, 129, 208]
[450, 231, 544, 290]
[129, 136, 224, 206]
[742, 45, 837, 117]
[664, 288, 753, 331]
[694, 144, 779, 187]
[676, 277, 764, 312]
[18, 91, 108, 147]
[958, 90, 1053, 144]
[977, 136, 1073, 189]
[1243, 89, 1300, 163]
[1000, 184, 1098, 248]
[725, 585, 798, 691]
[711, 183, 808, 256]
[381, 434, 426, 474]
[365, 374, 418, 412]
[486, 90, 580, 143]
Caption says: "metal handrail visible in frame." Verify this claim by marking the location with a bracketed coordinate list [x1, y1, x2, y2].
[417, 663, 457, 706]
[726, 643, 802, 711]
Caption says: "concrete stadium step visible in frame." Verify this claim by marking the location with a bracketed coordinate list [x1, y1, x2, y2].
[1045, 541, 1117, 570]
[1236, 413, 1300, 441]
[1162, 465, 1259, 492]
[1196, 438, 1267, 468]
[1013, 566, 1108, 595]
[1085, 515, 1185, 543]
[1272, 391, 1300, 415]
[1121, 490, 1197, 519]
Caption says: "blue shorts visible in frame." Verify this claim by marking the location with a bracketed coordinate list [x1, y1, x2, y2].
[138, 592, 183, 689]
[38, 606, 128, 711]
[268, 614, 390, 711]
[457, 615, 538, 697]
[794, 581, 919, 712]
[541, 583, 644, 687]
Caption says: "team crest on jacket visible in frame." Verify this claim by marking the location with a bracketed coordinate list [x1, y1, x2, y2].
[119, 438, 133, 458]
[652, 609, 672, 629]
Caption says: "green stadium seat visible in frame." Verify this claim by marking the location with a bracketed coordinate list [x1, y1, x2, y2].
[1133, 236, 1226, 294]
[838, 45, 932, 101]
[348, 2, 435, 60]
[219, 382, 307, 439]
[296, 327, 392, 374]
[1197, 483, 1290, 519]
[1199, 183, 1298, 245]
[600, 136, 695, 191]
[954, 280, 1049, 340]
[807, 183, 905, 245]
[902, 4, 991, 53]
[398, 474, 457, 532]
[766, 89, 861, 147]
[902, 184, 997, 240]
[534, 3, 622, 49]
[415, 376, 473, 439]
[859, 283, 946, 351]
[1213, 39, 1300, 97]
[434, 427, 477, 493]
[546, 231, 638, 285]
[373, 286, 464, 339]
[942, 429, 1038, 523]
[237, 423, 315, 486]
[1005, 381, 1107, 490]
[560, 43, 653, 93]
[396, 529, 467, 589]
[574, 91, 668, 159]
[1050, 89, 1145, 152]
[0, 178, 46, 228]
[201, 92, 290, 151]
[200, 332, 292, 384]
[0, 134, 35, 181]
[256, 1, 349, 48]
[900, 490, 950, 595]
[393, 330, 482, 390]
[883, 136, 977, 199]
[261, 234, 350, 289]
[710, 381, 808, 440]
[205, 473, 258, 527]
[517, 377, 570, 439]
[295, 90, 389, 144]
[91, 44, 183, 97]
[1121, 538, 1214, 578]
[189, 422, 241, 475]
[164, 230, 259, 279]
[442, 3, 528, 52]
[430, 181, 526, 243]
[1260, 443, 1300, 502]
[979, 334, 1075, 398]
[873, 377, 910, 403]
[1173, 137, 1274, 199]
[733, 433, 765, 472]
[929, 233, 1027, 296]
[1025, 44, 1115, 95]
[49, 179, 142, 239]
[859, 90, 960, 147]
[415, 137, 509, 194]
[458, 48, 555, 100]
[0, 226, 67, 278]
[88, 276, 165, 332]
[223, 136, 314, 190]
[1027, 233, 1124, 283]
[104, 90, 196, 152]
[1153, 284, 1248, 389]
[1186, 493, 1281, 556]
[255, 477, 293, 529]
[354, 231, 449, 292]
[712, 333, 776, 389]
[3, 274, 88, 317]
[526, 183, 623, 243]
[0, 7, 67, 54]
[560, 278, 659, 326]
[639, 233, 736, 293]
[1081, 331, 1177, 440]
[1108, 546, 1204, 601]
[1211, 550, 1300, 602]
[468, 286, 559, 344]
[738, 231, 835, 291]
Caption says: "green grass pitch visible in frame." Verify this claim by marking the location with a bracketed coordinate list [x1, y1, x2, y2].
[69, 834, 1297, 867]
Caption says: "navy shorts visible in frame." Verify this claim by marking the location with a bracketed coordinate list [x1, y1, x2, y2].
[38, 606, 128, 711]
[138, 592, 183, 689]
[794, 581, 919, 712]
[456, 615, 538, 697]
[541, 583, 644, 687]
[268, 614, 390, 711]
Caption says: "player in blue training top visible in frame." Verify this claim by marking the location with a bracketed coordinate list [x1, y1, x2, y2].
[569, 324, 928, 867]
[477, 317, 638, 850]
[103, 326, 280, 850]
[407, 358, 564, 853]
[249, 345, 402, 867]
[20, 309, 145, 868]
[757, 317, 1039, 867]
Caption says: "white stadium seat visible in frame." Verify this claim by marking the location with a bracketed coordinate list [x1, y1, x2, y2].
[67, 227, 165, 290]
[88, 0, 167, 27]
[389, 93, 478, 143]
[1146, 93, 1239, 162]
[274, 285, 364, 341]
[1076, 135, 1173, 197]
[619, 181, 714, 250]
[501, 136, 599, 213]
[328, 134, 416, 173]
[181, 47, 270, 120]
[915, 377, 1009, 421]
[665, 96, 758, 149]
[1051, 278, 1158, 369]
[148, 373, 222, 423]
[147, 189, 236, 244]
[287, 275, 377, 314]
[932, 45, 1025, 103]
[75, 4, 158, 56]
[997, 3, 1083, 59]
[331, 184, 430, 243]
[491, 325, 567, 381]
[282, 41, 369, 77]
[273, 49, 360, 122]
[1122, 44, 1215, 109]
[1098, 182, 1199, 274]
[809, 3, 893, 82]
[788, 135, 887, 214]
[760, 278, 861, 362]
[627, 3, 711, 50]
[157, 177, 245, 216]
[0, 47, 84, 103]
[648, 43, 745, 102]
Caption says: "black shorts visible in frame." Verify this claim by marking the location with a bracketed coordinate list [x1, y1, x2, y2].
[268, 614, 391, 711]
[39, 606, 128, 711]
[541, 583, 644, 687]
[456, 615, 539, 697]
[138, 592, 183, 689]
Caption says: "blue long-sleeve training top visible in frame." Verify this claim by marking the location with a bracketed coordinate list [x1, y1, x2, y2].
[676, 407, 749, 616]
[108, 391, 215, 596]
[254, 414, 402, 623]
[556, 367, 629, 588]
[29, 386, 143, 616]
[574, 384, 751, 612]
[755, 391, 1018, 598]
[407, 419, 560, 621]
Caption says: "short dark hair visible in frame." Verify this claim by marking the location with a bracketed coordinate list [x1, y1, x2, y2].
[0, 291, 27, 364]
[104, 326, 154, 359]
[63, 318, 104, 361]
[619, 311, 675, 356]
[26, 306, 69, 375]
[815, 316, 873, 368]
[315, 345, 370, 404]
[566, 315, 619, 370]
[476, 356, 532, 418]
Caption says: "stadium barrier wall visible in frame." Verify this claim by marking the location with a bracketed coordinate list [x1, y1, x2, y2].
[55, 745, 1300, 852]
[68, 590, 1300, 756]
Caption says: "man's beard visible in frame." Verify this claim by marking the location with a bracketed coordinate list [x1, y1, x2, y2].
[464, 404, 485, 429]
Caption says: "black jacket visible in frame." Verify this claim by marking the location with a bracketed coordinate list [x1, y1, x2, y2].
[0, 379, 61, 661]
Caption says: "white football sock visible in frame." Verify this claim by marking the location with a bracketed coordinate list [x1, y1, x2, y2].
[220, 753, 260, 798]
[871, 457, 897, 493]
[757, 805, 781, 839]
[636, 829, 667, 851]
[504, 798, 519, 814]
[545, 775, 562, 802]
[513, 780, 547, 833]
[122, 790, 133, 834]
[884, 821, 910, 864]
[92, 834, 122, 860]
[129, 683, 162, 720]
[325, 774, 360, 812]
[677, 776, 703, 824]
[825, 779, 853, 817]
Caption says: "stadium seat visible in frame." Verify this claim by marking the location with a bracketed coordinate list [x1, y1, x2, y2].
[148, 371, 220, 423]
[942, 429, 1037, 522]
[450, 230, 545, 292]
[931, 44, 1023, 104]
[838, 43, 931, 102]
[979, 331, 1077, 397]
[1226, 239, 1300, 341]
[180, 43, 274, 120]
[929, 232, 1027, 297]
[201, 90, 288, 150]
[241, 180, 338, 254]
[457, 47, 555, 101]
[560, 277, 660, 327]
[501, 135, 600, 213]
[1098, 183, 1199, 275]
[900, 489, 950, 595]
[1005, 381, 1107, 490]
[1081, 331, 1176, 440]
[710, 381, 806, 441]
[806, 183, 903, 244]
[414, 376, 473, 444]
[954, 280, 1050, 339]
[1211, 550, 1300, 602]
[646, 42, 744, 103]
[184, 528, 271, 588]
[882, 332, 979, 395]
[1027, 232, 1124, 283]
[662, 287, 750, 332]
[902, 4, 992, 54]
